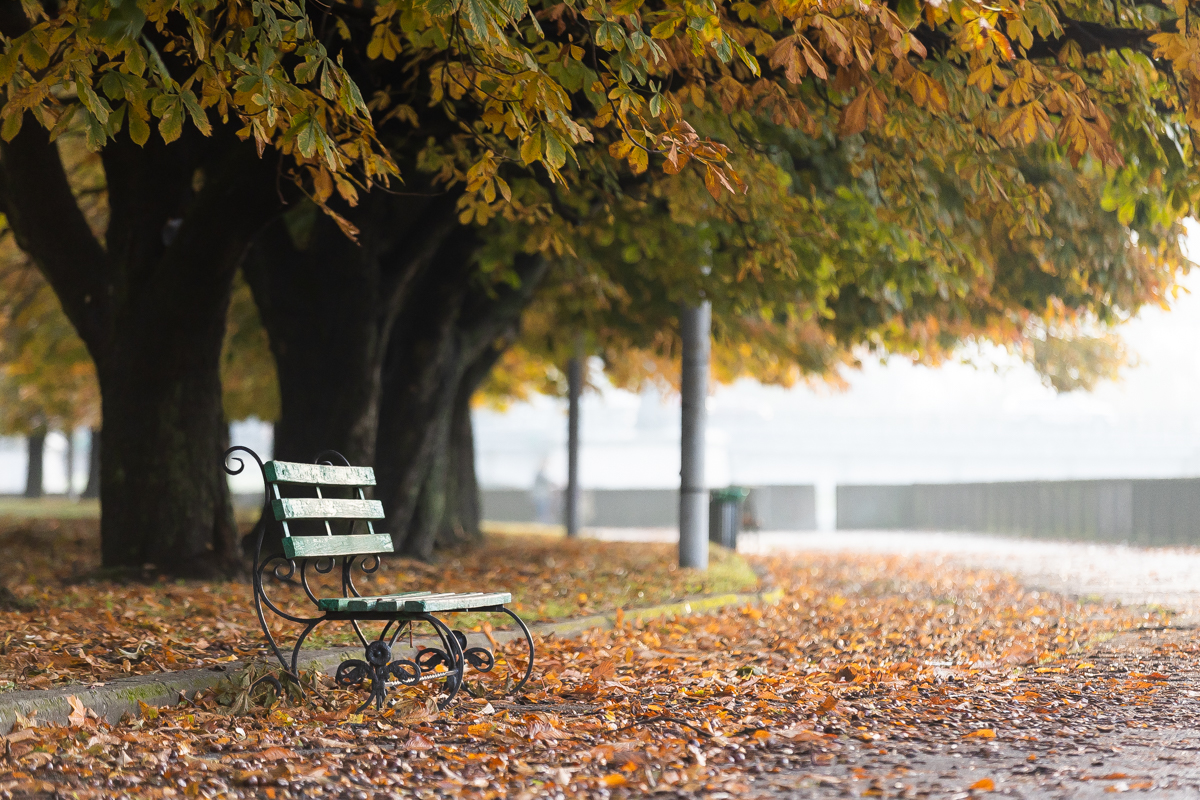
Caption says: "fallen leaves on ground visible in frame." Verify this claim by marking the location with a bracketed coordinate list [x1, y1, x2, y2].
[0, 551, 1174, 799]
[0, 520, 756, 690]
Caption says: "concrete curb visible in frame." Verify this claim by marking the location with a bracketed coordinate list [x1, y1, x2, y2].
[0, 586, 782, 733]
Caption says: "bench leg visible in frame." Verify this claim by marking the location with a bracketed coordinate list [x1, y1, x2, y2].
[495, 607, 536, 694]
[334, 614, 466, 712]
[420, 613, 467, 710]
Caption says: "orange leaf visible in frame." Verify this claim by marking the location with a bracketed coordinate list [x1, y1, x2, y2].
[603, 774, 628, 787]
[964, 728, 996, 739]
[259, 747, 295, 762]
[970, 777, 996, 791]
[66, 695, 87, 728]
[838, 90, 869, 136]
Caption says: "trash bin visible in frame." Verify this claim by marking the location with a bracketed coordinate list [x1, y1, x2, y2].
[709, 487, 749, 549]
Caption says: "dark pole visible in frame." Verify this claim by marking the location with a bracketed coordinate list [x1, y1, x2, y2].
[24, 427, 45, 499]
[565, 349, 583, 537]
[679, 301, 710, 569]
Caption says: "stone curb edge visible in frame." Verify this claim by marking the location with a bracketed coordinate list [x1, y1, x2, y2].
[0, 586, 783, 734]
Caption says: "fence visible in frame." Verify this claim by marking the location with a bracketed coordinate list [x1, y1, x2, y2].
[837, 478, 1200, 545]
[482, 484, 817, 530]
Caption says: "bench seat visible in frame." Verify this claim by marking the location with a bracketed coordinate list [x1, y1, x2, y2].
[318, 591, 512, 613]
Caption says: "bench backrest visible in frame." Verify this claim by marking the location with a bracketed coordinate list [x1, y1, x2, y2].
[265, 459, 394, 560]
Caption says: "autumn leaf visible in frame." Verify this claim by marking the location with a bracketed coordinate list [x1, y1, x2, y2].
[66, 694, 87, 728]
[970, 777, 996, 791]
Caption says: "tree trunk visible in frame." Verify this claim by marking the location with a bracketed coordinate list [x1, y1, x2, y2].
[444, 373, 482, 545]
[65, 427, 75, 498]
[423, 345, 502, 550]
[96, 318, 237, 574]
[83, 427, 100, 499]
[0, 123, 282, 577]
[375, 247, 549, 559]
[24, 427, 45, 499]
[243, 191, 459, 468]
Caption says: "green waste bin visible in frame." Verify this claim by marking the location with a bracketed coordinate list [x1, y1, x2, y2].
[709, 487, 749, 549]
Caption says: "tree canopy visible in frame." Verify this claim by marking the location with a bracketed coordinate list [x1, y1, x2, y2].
[1, 0, 1197, 571]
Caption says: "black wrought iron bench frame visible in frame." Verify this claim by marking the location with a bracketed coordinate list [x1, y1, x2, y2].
[223, 446, 534, 711]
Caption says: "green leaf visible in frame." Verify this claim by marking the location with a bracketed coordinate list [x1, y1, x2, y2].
[79, 81, 111, 126]
[157, 97, 184, 144]
[0, 111, 23, 143]
[83, 109, 107, 150]
[544, 131, 567, 169]
[296, 118, 318, 158]
[127, 105, 150, 146]
[424, 0, 461, 18]
[897, 0, 921, 28]
[47, 104, 77, 141]
[180, 89, 211, 136]
[106, 101, 126, 137]
[90, 0, 146, 48]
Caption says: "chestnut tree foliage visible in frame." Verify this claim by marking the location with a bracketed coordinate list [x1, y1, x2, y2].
[0, 0, 1194, 570]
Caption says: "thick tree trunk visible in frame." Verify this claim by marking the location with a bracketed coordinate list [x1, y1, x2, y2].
[243, 192, 459, 468]
[24, 427, 45, 499]
[83, 427, 101, 499]
[96, 315, 237, 574]
[375, 248, 548, 559]
[0, 124, 282, 576]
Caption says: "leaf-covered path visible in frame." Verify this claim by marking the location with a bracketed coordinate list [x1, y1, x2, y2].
[5, 543, 1196, 798]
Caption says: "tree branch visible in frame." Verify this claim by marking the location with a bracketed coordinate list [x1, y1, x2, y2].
[0, 124, 110, 352]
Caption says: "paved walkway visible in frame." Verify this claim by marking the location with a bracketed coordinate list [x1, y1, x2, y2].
[587, 527, 1200, 615]
[588, 527, 1200, 796]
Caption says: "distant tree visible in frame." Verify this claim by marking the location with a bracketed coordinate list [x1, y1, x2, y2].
[221, 272, 280, 426]
[0, 240, 100, 498]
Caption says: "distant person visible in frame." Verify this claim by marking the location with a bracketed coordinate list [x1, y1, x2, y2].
[531, 467, 558, 524]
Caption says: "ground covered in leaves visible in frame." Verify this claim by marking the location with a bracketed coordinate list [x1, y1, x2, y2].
[2, 549, 1181, 799]
[0, 519, 756, 691]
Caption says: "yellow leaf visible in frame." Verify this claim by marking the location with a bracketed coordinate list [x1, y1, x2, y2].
[964, 728, 996, 739]
[520, 132, 541, 165]
[628, 146, 648, 174]
[650, 17, 680, 39]
[608, 139, 633, 159]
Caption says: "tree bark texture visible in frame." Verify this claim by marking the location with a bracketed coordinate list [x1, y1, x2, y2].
[243, 191, 459, 468]
[24, 427, 45, 499]
[0, 124, 282, 576]
[375, 247, 549, 559]
[426, 345, 501, 550]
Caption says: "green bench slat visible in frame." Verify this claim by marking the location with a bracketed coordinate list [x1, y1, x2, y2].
[273, 497, 385, 521]
[266, 461, 376, 486]
[282, 533, 394, 559]
[317, 591, 434, 612]
[318, 591, 511, 613]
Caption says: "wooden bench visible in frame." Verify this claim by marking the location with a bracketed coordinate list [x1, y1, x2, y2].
[223, 447, 534, 711]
